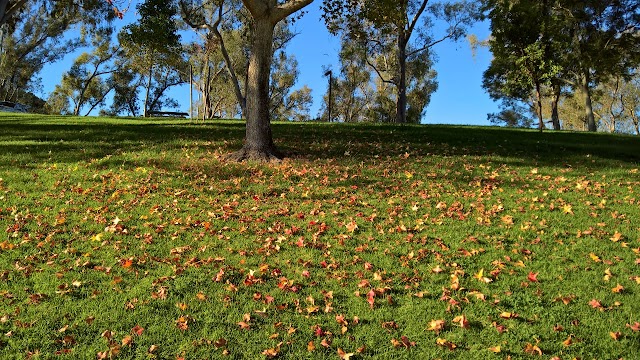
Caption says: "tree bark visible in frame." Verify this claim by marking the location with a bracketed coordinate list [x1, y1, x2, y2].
[225, 0, 312, 162]
[581, 71, 597, 132]
[550, 83, 561, 130]
[225, 18, 282, 161]
[395, 31, 408, 124]
[535, 80, 545, 132]
[143, 63, 154, 117]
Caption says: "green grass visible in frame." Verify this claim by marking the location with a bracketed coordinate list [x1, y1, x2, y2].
[0, 113, 639, 359]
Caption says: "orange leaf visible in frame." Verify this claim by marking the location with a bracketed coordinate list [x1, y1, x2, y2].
[427, 319, 446, 333]
[307, 341, 315, 352]
[626, 322, 640, 331]
[612, 284, 625, 293]
[435, 337, 456, 350]
[524, 342, 542, 355]
[588, 299, 603, 309]
[499, 312, 518, 319]
[562, 335, 574, 347]
[452, 315, 469, 329]
[527, 272, 539, 282]
[337, 348, 355, 359]
[366, 289, 375, 309]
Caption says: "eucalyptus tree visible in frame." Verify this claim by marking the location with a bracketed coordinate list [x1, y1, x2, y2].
[553, 0, 640, 132]
[482, 0, 562, 131]
[180, 0, 307, 121]
[47, 29, 121, 115]
[119, 0, 186, 117]
[220, 0, 313, 161]
[0, 0, 114, 103]
[322, 0, 477, 124]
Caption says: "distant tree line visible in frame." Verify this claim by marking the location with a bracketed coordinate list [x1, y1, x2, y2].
[1, 0, 638, 161]
[481, 0, 640, 134]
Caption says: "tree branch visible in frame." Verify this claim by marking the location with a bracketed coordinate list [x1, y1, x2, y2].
[271, 0, 314, 24]
[0, 0, 28, 26]
[407, 0, 429, 40]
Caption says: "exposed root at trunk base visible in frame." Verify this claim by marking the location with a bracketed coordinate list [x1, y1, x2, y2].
[223, 146, 284, 163]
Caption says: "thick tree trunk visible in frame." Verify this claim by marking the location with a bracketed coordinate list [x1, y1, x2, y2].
[535, 81, 545, 132]
[550, 83, 561, 130]
[395, 33, 408, 124]
[581, 72, 597, 132]
[225, 18, 282, 162]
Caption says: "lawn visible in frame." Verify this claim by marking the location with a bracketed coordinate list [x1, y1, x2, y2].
[0, 113, 639, 359]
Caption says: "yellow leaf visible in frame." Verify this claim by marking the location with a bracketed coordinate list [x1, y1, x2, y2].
[488, 345, 501, 353]
[427, 319, 446, 333]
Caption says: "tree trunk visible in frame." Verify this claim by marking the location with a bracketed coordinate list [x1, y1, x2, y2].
[535, 81, 545, 132]
[550, 83, 561, 130]
[225, 18, 282, 161]
[144, 64, 154, 118]
[395, 32, 408, 124]
[581, 72, 597, 132]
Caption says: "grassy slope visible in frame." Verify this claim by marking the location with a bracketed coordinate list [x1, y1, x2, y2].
[0, 113, 639, 359]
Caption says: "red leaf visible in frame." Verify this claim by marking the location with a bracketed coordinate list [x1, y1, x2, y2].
[366, 290, 376, 309]
[588, 299, 603, 309]
[626, 322, 640, 331]
[527, 272, 539, 282]
[131, 325, 144, 336]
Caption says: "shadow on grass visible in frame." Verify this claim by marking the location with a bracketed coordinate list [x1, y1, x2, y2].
[1, 114, 638, 171]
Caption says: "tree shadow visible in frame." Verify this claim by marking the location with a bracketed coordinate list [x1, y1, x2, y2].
[1, 116, 638, 174]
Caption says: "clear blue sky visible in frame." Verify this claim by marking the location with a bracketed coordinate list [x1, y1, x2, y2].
[40, 1, 498, 125]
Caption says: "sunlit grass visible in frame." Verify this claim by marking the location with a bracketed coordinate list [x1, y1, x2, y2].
[0, 113, 639, 359]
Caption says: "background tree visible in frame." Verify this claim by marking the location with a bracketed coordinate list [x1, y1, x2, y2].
[482, 0, 562, 131]
[181, 0, 309, 122]
[0, 0, 114, 104]
[47, 29, 120, 115]
[103, 63, 142, 116]
[119, 0, 185, 117]
[556, 0, 640, 132]
[180, 0, 248, 117]
[322, 0, 477, 124]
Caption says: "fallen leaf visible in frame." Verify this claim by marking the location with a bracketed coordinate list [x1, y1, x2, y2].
[626, 322, 640, 331]
[588, 299, 603, 309]
[488, 345, 501, 353]
[612, 284, 624, 293]
[435, 337, 456, 350]
[427, 319, 446, 333]
[527, 272, 539, 282]
[610, 331, 622, 340]
[337, 348, 355, 359]
[131, 325, 144, 336]
[524, 342, 542, 355]
[499, 312, 518, 319]
[452, 315, 469, 329]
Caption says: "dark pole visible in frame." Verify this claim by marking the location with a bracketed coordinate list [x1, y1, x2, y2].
[324, 70, 332, 122]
